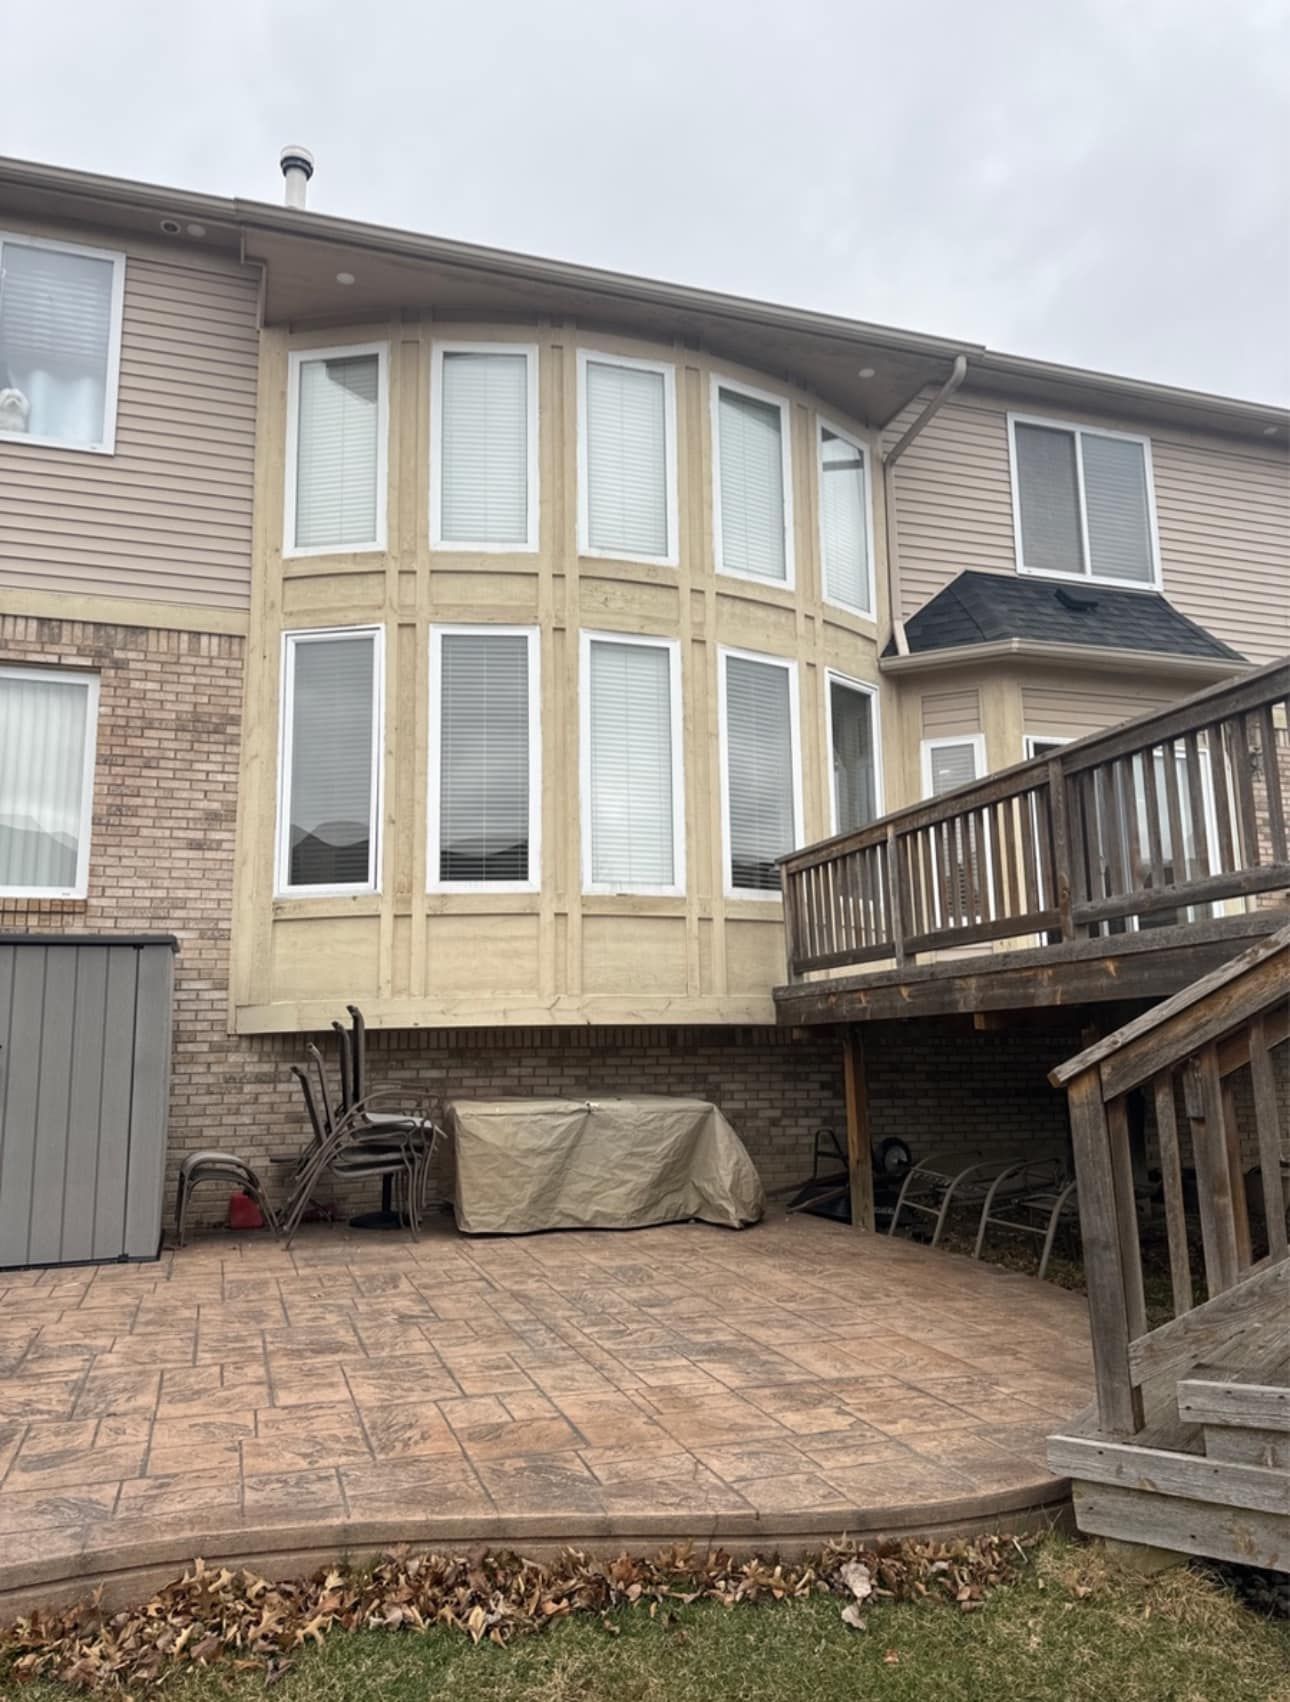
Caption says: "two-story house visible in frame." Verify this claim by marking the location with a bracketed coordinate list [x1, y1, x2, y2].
[1, 151, 1286, 1227]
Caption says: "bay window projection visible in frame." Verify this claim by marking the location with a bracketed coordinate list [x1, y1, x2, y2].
[582, 634, 683, 894]
[1011, 416, 1157, 586]
[433, 346, 536, 549]
[431, 628, 538, 888]
[0, 668, 98, 898]
[714, 381, 791, 585]
[278, 629, 382, 893]
[286, 345, 386, 552]
[828, 677, 879, 834]
[819, 426, 872, 614]
[0, 235, 123, 450]
[721, 650, 800, 895]
[579, 353, 676, 562]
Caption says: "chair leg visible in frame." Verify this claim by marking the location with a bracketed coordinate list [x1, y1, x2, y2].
[175, 1172, 189, 1248]
[1038, 1184, 1078, 1280]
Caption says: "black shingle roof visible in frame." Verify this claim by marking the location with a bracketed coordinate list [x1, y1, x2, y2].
[885, 571, 1245, 663]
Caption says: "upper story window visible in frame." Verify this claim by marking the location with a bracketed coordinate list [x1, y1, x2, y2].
[285, 343, 387, 555]
[719, 647, 801, 897]
[430, 626, 540, 891]
[713, 378, 794, 588]
[1009, 414, 1159, 588]
[431, 343, 538, 552]
[0, 666, 99, 899]
[827, 674, 880, 835]
[581, 632, 684, 895]
[578, 351, 678, 565]
[0, 234, 124, 453]
[277, 627, 383, 895]
[818, 423, 873, 616]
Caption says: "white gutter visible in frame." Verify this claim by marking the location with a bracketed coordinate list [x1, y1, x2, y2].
[878, 637, 1250, 681]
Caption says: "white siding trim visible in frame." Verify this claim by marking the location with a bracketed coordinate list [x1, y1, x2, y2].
[824, 670, 883, 836]
[576, 349, 679, 567]
[0, 665, 100, 900]
[816, 417, 876, 620]
[283, 341, 389, 559]
[1007, 411, 1163, 591]
[578, 629, 686, 897]
[711, 375, 796, 590]
[1023, 733, 1074, 760]
[717, 644, 803, 902]
[429, 340, 540, 553]
[427, 623, 542, 893]
[275, 625, 385, 898]
[0, 231, 125, 456]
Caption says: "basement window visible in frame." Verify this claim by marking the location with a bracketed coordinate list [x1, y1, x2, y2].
[1009, 414, 1160, 588]
[0, 666, 99, 899]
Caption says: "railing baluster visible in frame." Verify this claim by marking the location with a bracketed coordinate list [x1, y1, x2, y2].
[1048, 764, 1075, 938]
[1230, 712, 1261, 866]
[1141, 743, 1166, 890]
[1207, 721, 1236, 874]
[1249, 1015, 1289, 1263]
[887, 827, 907, 965]
[1184, 731, 1211, 879]
[1152, 1069, 1193, 1317]
[1258, 706, 1287, 862]
[1162, 737, 1186, 889]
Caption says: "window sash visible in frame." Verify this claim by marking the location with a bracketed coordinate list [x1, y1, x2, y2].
[819, 425, 872, 614]
[0, 233, 124, 453]
[0, 667, 98, 899]
[430, 627, 539, 891]
[720, 649, 800, 897]
[581, 633, 684, 894]
[286, 343, 387, 555]
[432, 344, 537, 550]
[578, 352, 677, 564]
[277, 628, 383, 894]
[714, 380, 793, 585]
[1011, 414, 1157, 587]
[827, 676, 880, 835]
[920, 735, 988, 925]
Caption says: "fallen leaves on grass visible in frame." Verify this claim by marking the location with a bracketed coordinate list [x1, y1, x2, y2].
[2, 1534, 1024, 1692]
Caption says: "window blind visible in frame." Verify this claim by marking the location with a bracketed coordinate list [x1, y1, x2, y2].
[293, 353, 380, 549]
[587, 639, 676, 887]
[1014, 422, 1082, 576]
[820, 429, 870, 611]
[830, 682, 877, 833]
[286, 633, 377, 888]
[0, 240, 115, 446]
[1081, 432, 1153, 583]
[725, 656, 794, 891]
[717, 387, 786, 582]
[584, 360, 669, 558]
[437, 632, 532, 883]
[438, 350, 530, 545]
[928, 740, 980, 796]
[0, 672, 92, 892]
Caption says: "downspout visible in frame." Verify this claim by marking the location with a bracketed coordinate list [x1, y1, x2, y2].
[880, 353, 968, 655]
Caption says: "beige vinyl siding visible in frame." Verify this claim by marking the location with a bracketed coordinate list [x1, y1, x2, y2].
[921, 686, 981, 736]
[1021, 681, 1180, 740]
[0, 244, 259, 611]
[887, 392, 1289, 664]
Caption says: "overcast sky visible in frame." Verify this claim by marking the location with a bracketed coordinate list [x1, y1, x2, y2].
[9, 0, 1289, 404]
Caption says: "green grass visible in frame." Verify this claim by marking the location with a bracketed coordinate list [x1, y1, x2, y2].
[5, 1539, 1289, 1702]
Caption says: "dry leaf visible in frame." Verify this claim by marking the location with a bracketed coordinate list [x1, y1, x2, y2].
[840, 1604, 867, 1631]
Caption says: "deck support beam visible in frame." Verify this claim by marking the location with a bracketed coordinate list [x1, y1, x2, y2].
[841, 1027, 875, 1232]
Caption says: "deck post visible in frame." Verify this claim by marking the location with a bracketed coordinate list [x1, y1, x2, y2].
[841, 1027, 876, 1232]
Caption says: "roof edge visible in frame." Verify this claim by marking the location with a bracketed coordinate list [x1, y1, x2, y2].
[878, 638, 1252, 680]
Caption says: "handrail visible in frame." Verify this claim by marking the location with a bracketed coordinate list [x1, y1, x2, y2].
[781, 654, 1290, 980]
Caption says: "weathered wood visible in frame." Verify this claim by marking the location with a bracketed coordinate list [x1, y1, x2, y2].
[1248, 1015, 1289, 1263]
[1230, 715, 1262, 867]
[1216, 1003, 1290, 1077]
[1152, 1071, 1193, 1319]
[841, 1028, 875, 1234]
[1183, 731, 1211, 879]
[1127, 1259, 1290, 1386]
[1178, 1378, 1290, 1433]
[1202, 1425, 1290, 1468]
[1258, 706, 1287, 862]
[1059, 663, 1289, 775]
[1141, 746, 1166, 888]
[1220, 1076, 1253, 1271]
[903, 909, 1061, 958]
[1071, 1481, 1288, 1571]
[1208, 725, 1236, 874]
[1048, 1433, 1290, 1517]
[886, 825, 907, 966]
[1107, 1095, 1147, 1342]
[1189, 1046, 1242, 1298]
[1047, 764, 1076, 937]
[1071, 861, 1290, 927]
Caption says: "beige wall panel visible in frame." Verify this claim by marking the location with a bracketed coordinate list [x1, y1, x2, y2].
[581, 915, 688, 994]
[921, 687, 982, 737]
[425, 914, 541, 994]
[0, 220, 259, 613]
[271, 917, 381, 1000]
[725, 919, 787, 993]
[281, 573, 388, 618]
[1021, 678, 1182, 740]
[713, 591, 798, 655]
[428, 570, 540, 612]
[579, 575, 680, 628]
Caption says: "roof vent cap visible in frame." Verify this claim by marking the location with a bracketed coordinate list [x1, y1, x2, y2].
[279, 145, 315, 209]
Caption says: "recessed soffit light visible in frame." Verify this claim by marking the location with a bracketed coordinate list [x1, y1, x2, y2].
[336, 271, 356, 286]
[1263, 424, 1280, 436]
[857, 366, 876, 379]
[159, 218, 181, 235]
[186, 223, 206, 239]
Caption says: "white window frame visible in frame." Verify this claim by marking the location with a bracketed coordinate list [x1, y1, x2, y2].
[817, 418, 876, 620]
[429, 340, 540, 554]
[717, 645, 803, 902]
[824, 671, 883, 837]
[711, 374, 796, 591]
[275, 625, 385, 898]
[283, 341, 389, 559]
[428, 623, 542, 894]
[0, 231, 125, 456]
[579, 629, 686, 898]
[1007, 411, 1162, 591]
[920, 732, 986, 799]
[576, 349, 679, 567]
[0, 665, 99, 900]
[1023, 733, 1074, 760]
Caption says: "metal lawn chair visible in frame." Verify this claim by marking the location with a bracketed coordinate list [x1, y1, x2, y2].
[888, 1152, 1032, 1247]
[175, 1149, 278, 1246]
[973, 1158, 1080, 1280]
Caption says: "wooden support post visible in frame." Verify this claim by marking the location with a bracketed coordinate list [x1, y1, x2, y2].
[1185, 1047, 1242, 1297]
[1107, 1095, 1148, 1341]
[1221, 1077, 1253, 1270]
[1248, 1016, 1288, 1263]
[841, 1027, 875, 1233]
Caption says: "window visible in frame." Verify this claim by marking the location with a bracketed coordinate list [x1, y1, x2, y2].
[0, 234, 124, 452]
[277, 628, 383, 894]
[719, 649, 801, 896]
[430, 627, 540, 890]
[818, 423, 873, 615]
[285, 343, 387, 554]
[578, 352, 677, 564]
[713, 378, 793, 586]
[1009, 414, 1159, 587]
[827, 675, 880, 835]
[921, 734, 988, 925]
[580, 633, 684, 894]
[431, 343, 538, 551]
[921, 735, 985, 798]
[1024, 735, 1072, 760]
[0, 667, 98, 898]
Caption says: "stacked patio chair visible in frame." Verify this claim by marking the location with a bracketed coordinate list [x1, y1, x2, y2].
[174, 1148, 278, 1247]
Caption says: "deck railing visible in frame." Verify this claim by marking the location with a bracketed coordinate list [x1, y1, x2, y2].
[1049, 925, 1289, 1438]
[781, 658, 1290, 980]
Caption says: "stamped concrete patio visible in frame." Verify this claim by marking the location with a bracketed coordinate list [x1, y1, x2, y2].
[0, 1213, 1093, 1615]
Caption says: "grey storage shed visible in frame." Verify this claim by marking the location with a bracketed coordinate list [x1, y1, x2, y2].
[0, 934, 177, 1269]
